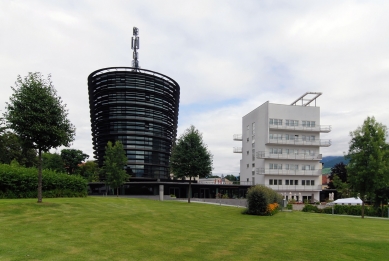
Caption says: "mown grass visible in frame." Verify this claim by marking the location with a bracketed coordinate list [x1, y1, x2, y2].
[0, 197, 388, 261]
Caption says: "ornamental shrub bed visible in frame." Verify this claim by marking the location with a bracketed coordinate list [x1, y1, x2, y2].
[245, 185, 282, 216]
[0, 164, 87, 198]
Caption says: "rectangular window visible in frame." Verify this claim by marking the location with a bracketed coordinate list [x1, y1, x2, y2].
[285, 164, 289, 170]
[290, 180, 294, 185]
[269, 163, 274, 169]
[306, 180, 311, 186]
[294, 120, 298, 126]
[286, 120, 290, 126]
[252, 171, 255, 176]
[269, 119, 273, 125]
[311, 180, 315, 186]
[274, 179, 278, 185]
[311, 121, 315, 127]
[302, 180, 305, 186]
[252, 149, 255, 161]
[278, 180, 282, 185]
[269, 179, 273, 185]
[247, 151, 249, 155]
[252, 122, 255, 135]
[252, 163, 255, 167]
[247, 164, 249, 168]
[295, 180, 298, 185]
[285, 180, 289, 185]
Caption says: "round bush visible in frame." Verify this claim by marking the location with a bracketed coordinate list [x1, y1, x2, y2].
[246, 185, 282, 216]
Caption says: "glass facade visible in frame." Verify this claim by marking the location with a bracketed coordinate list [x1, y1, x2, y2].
[88, 67, 180, 179]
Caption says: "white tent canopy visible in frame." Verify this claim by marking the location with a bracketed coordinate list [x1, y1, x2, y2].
[328, 197, 362, 206]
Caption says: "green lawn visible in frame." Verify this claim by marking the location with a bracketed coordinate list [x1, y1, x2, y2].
[1, 197, 388, 261]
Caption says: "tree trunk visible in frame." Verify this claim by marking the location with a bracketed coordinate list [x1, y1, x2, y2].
[361, 200, 365, 219]
[37, 148, 43, 203]
[188, 177, 192, 203]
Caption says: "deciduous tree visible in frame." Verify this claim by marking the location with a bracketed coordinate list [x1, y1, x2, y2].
[4, 72, 75, 203]
[0, 131, 37, 167]
[103, 141, 128, 196]
[61, 149, 89, 174]
[79, 161, 100, 182]
[42, 152, 66, 173]
[347, 116, 389, 218]
[170, 125, 213, 203]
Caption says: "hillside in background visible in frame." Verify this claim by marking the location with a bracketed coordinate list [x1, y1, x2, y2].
[321, 156, 349, 169]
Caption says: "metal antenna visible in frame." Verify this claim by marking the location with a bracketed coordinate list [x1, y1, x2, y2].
[131, 27, 140, 69]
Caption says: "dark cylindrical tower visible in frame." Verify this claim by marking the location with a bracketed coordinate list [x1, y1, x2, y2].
[88, 67, 180, 179]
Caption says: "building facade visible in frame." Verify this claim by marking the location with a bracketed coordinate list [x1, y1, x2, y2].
[88, 67, 180, 179]
[234, 93, 331, 202]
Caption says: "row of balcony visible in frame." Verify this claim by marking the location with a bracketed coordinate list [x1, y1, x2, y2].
[268, 185, 322, 191]
[256, 168, 322, 176]
[267, 138, 331, 147]
[269, 124, 331, 133]
[256, 151, 322, 160]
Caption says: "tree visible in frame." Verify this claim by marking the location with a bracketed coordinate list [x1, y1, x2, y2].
[0, 131, 37, 167]
[170, 125, 213, 203]
[103, 141, 128, 196]
[79, 161, 100, 182]
[327, 162, 350, 198]
[225, 174, 238, 182]
[42, 152, 66, 173]
[61, 149, 89, 174]
[346, 116, 389, 218]
[4, 72, 75, 203]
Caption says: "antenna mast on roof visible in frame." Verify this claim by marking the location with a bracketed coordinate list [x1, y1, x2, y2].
[131, 27, 140, 69]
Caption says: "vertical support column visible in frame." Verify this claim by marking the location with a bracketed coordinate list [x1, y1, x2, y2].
[159, 184, 164, 201]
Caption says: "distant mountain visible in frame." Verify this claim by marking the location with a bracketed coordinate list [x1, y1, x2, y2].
[321, 156, 349, 168]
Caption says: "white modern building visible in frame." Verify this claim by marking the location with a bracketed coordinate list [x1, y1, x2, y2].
[233, 92, 331, 202]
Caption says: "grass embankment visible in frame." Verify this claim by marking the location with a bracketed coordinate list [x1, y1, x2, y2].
[1, 197, 388, 261]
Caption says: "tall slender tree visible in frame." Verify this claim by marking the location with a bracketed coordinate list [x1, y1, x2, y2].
[170, 125, 213, 203]
[347, 116, 389, 218]
[4, 72, 75, 203]
[103, 141, 128, 196]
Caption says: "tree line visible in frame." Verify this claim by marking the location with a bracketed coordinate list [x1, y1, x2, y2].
[328, 116, 389, 218]
[2, 72, 214, 203]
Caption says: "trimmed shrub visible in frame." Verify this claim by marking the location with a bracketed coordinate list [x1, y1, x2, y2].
[322, 204, 389, 217]
[0, 164, 87, 198]
[246, 185, 282, 216]
[302, 204, 322, 213]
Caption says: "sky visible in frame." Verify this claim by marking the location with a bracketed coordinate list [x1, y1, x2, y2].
[1, 0, 389, 176]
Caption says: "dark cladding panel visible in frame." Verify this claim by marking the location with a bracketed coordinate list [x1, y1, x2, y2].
[88, 67, 180, 179]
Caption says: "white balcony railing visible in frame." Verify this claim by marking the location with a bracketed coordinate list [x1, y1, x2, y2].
[269, 124, 331, 133]
[267, 138, 331, 147]
[256, 151, 322, 160]
[267, 185, 322, 191]
[257, 168, 322, 176]
[233, 134, 242, 141]
[233, 147, 242, 153]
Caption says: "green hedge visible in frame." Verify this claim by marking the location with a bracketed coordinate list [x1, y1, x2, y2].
[0, 164, 87, 198]
[245, 185, 283, 216]
[322, 204, 389, 217]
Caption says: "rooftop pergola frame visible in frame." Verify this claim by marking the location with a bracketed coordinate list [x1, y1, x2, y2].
[290, 92, 322, 107]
